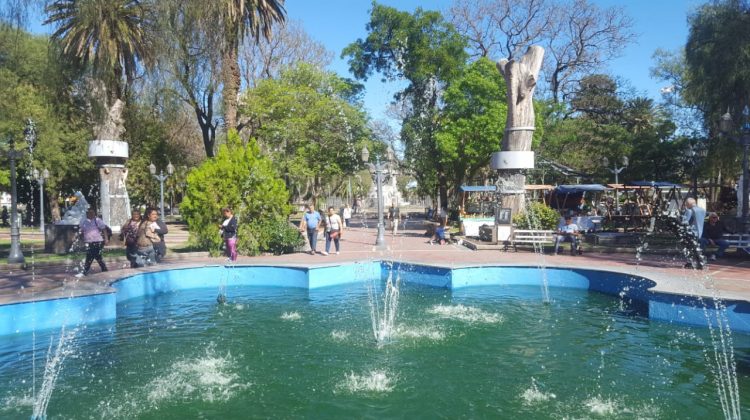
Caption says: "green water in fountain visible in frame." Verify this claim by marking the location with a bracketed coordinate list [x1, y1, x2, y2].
[1, 282, 749, 419]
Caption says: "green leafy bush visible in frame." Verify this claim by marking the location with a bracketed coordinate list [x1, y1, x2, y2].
[238, 217, 304, 256]
[512, 202, 560, 230]
[181, 131, 296, 256]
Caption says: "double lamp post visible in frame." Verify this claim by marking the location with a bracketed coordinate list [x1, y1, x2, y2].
[149, 162, 175, 218]
[360, 146, 386, 248]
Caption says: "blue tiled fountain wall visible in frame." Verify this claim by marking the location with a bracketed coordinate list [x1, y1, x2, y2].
[2, 261, 749, 336]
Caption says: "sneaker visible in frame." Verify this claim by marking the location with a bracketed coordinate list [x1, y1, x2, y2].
[322, 251, 329, 256]
[75, 273, 85, 278]
[335, 251, 340, 255]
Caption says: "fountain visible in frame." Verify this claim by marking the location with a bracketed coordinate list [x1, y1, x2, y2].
[44, 192, 89, 254]
[1, 262, 747, 418]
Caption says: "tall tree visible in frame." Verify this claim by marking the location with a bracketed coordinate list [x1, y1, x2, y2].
[241, 63, 370, 204]
[448, 0, 635, 103]
[218, 0, 286, 132]
[154, 0, 222, 157]
[436, 57, 507, 204]
[44, 0, 154, 139]
[239, 18, 332, 88]
[685, 0, 750, 122]
[342, 2, 467, 209]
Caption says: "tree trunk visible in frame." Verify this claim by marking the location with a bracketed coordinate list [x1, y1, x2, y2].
[50, 198, 61, 222]
[222, 48, 241, 131]
[495, 46, 544, 215]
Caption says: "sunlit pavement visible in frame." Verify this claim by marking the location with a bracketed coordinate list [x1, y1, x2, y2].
[1, 223, 749, 305]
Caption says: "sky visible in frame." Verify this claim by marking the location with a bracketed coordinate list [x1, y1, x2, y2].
[285, 0, 704, 122]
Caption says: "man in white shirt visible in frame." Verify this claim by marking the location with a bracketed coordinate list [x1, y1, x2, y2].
[553, 216, 581, 255]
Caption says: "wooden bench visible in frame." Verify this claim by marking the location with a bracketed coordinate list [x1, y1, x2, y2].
[507, 229, 556, 252]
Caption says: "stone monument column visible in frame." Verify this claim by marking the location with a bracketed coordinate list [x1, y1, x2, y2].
[491, 46, 544, 214]
[88, 140, 130, 233]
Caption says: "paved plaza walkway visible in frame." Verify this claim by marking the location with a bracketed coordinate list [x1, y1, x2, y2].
[1, 224, 749, 305]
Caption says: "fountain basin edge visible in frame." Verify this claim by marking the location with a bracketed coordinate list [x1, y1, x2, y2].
[1, 261, 748, 336]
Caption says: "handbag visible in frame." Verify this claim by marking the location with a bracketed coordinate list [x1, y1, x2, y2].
[329, 230, 340, 240]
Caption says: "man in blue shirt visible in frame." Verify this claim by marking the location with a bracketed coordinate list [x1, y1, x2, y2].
[553, 216, 581, 255]
[682, 197, 706, 239]
[301, 204, 322, 255]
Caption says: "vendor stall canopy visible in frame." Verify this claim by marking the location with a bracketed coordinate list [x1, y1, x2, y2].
[627, 181, 687, 189]
[554, 184, 610, 194]
[460, 185, 497, 192]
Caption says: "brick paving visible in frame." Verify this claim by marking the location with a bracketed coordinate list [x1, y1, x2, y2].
[1, 223, 749, 305]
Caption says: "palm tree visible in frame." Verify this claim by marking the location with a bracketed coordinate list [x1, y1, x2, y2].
[219, 0, 286, 131]
[45, 0, 153, 137]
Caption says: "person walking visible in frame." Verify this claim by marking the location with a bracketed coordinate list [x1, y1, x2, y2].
[220, 207, 238, 262]
[120, 209, 141, 268]
[323, 206, 343, 255]
[300, 204, 322, 255]
[79, 208, 109, 276]
[682, 197, 707, 239]
[342, 203, 352, 228]
[388, 203, 400, 236]
[682, 197, 707, 269]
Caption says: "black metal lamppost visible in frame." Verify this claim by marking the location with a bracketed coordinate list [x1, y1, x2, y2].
[684, 141, 708, 198]
[720, 106, 750, 233]
[361, 146, 386, 248]
[149, 162, 174, 217]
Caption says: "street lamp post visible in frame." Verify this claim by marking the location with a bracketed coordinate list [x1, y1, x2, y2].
[32, 168, 50, 234]
[720, 107, 750, 233]
[7, 133, 24, 263]
[684, 141, 708, 198]
[361, 146, 386, 248]
[149, 162, 175, 217]
[602, 156, 629, 213]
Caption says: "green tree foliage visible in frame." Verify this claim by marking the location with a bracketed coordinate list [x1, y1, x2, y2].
[685, 0, 750, 119]
[180, 130, 296, 256]
[242, 63, 372, 203]
[217, 0, 286, 131]
[512, 201, 559, 230]
[45, 0, 154, 102]
[0, 25, 94, 220]
[539, 72, 687, 185]
[436, 57, 507, 204]
[342, 2, 467, 208]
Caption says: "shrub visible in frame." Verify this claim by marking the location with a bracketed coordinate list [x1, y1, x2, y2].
[512, 202, 560, 230]
[238, 217, 304, 256]
[181, 131, 295, 256]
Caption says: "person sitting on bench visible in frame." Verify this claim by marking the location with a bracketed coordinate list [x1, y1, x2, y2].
[554, 216, 580, 255]
[700, 212, 730, 260]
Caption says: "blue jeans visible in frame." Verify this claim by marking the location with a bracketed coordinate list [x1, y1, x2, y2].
[699, 238, 729, 257]
[325, 230, 340, 253]
[306, 228, 318, 252]
[554, 234, 578, 254]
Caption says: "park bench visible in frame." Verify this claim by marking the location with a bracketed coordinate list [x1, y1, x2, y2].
[506, 229, 556, 252]
[711, 233, 750, 255]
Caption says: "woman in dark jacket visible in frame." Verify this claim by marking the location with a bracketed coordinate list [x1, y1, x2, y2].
[220, 207, 238, 261]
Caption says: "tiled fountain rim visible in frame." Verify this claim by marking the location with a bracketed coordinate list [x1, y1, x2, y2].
[1, 260, 748, 336]
[2, 259, 746, 304]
